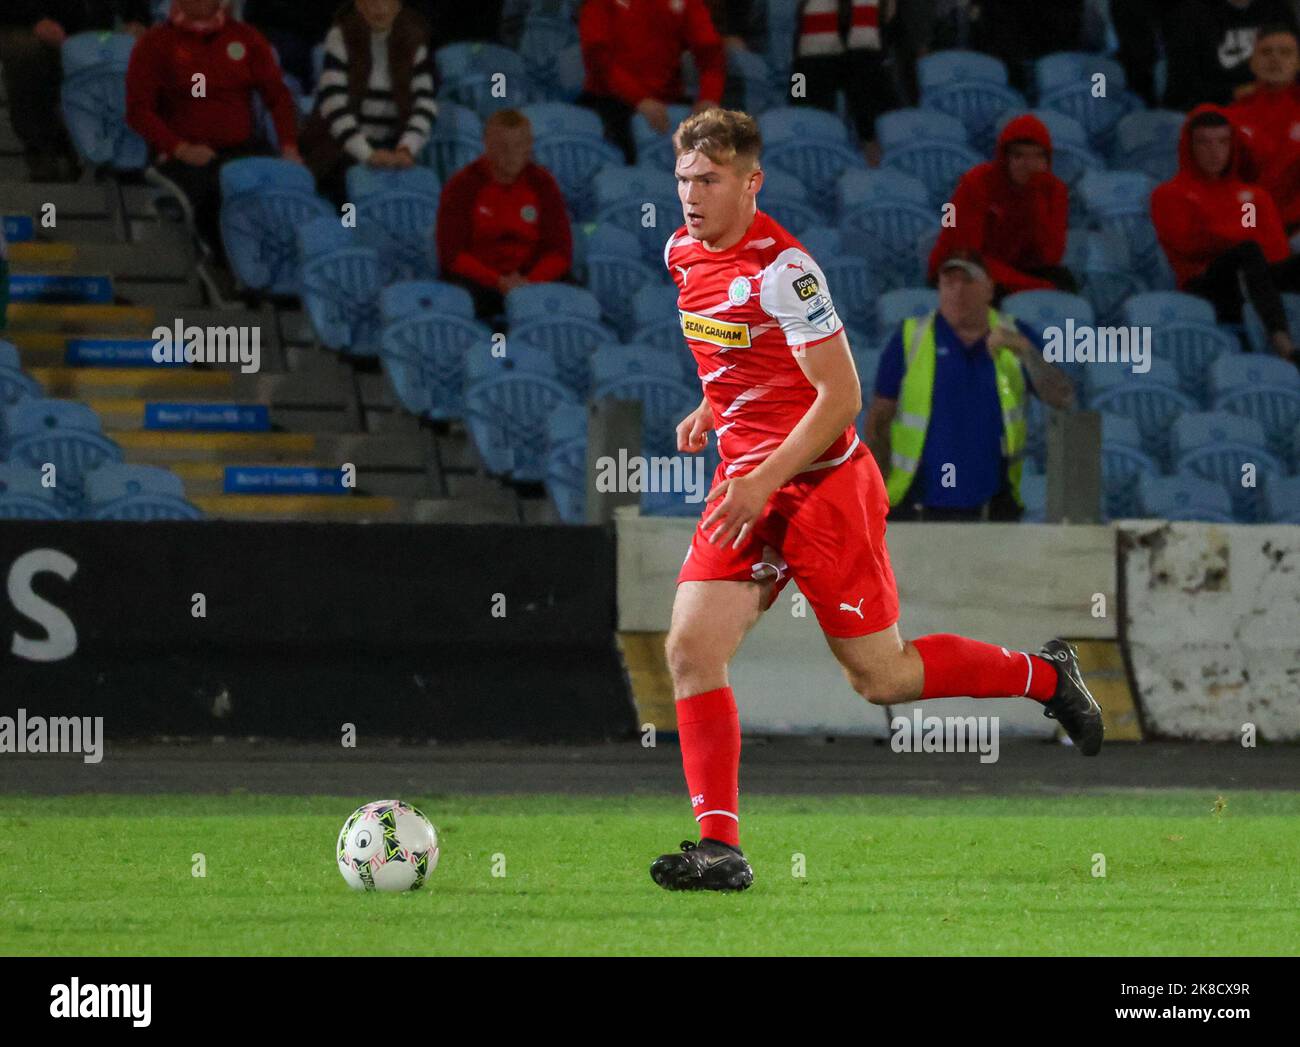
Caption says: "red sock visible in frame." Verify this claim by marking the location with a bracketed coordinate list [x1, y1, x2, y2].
[675, 686, 741, 848]
[913, 634, 1058, 702]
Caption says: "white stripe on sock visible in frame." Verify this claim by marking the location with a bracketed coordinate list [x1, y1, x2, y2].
[694, 810, 739, 822]
[1022, 651, 1033, 697]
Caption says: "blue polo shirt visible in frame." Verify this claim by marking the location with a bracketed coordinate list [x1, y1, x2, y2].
[874, 313, 1041, 509]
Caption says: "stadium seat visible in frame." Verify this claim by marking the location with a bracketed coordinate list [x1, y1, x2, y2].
[593, 164, 680, 263]
[1084, 359, 1197, 466]
[435, 42, 532, 116]
[580, 221, 663, 334]
[1121, 292, 1238, 400]
[1036, 52, 1142, 154]
[1137, 473, 1235, 523]
[553, 43, 586, 103]
[84, 463, 203, 521]
[1208, 354, 1300, 461]
[632, 104, 693, 171]
[380, 280, 475, 323]
[506, 282, 603, 326]
[798, 225, 842, 259]
[591, 343, 685, 386]
[817, 253, 876, 333]
[466, 342, 560, 384]
[1065, 229, 1140, 325]
[760, 166, 826, 232]
[1111, 110, 1184, 183]
[877, 108, 969, 151]
[463, 368, 579, 481]
[1171, 411, 1283, 522]
[514, 5, 580, 94]
[545, 401, 588, 523]
[876, 287, 938, 341]
[346, 166, 440, 283]
[422, 102, 483, 182]
[880, 121, 983, 207]
[760, 106, 864, 202]
[630, 281, 681, 333]
[632, 318, 688, 356]
[837, 169, 935, 291]
[510, 314, 618, 398]
[0, 341, 43, 405]
[379, 308, 495, 421]
[1019, 472, 1047, 522]
[726, 48, 780, 114]
[220, 158, 334, 295]
[298, 218, 383, 356]
[590, 369, 698, 458]
[60, 32, 147, 170]
[1100, 412, 1159, 517]
[1261, 475, 1300, 523]
[526, 115, 622, 220]
[1077, 170, 1161, 272]
[2, 400, 122, 513]
[0, 464, 67, 520]
[917, 50, 1026, 153]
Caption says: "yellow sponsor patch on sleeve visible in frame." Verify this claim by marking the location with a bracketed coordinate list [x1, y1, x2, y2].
[679, 311, 751, 348]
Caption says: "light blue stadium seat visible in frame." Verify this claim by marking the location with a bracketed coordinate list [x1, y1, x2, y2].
[1078, 169, 1160, 270]
[631, 104, 693, 171]
[877, 108, 969, 150]
[1084, 359, 1197, 466]
[798, 225, 842, 259]
[435, 42, 532, 116]
[529, 130, 622, 221]
[876, 288, 938, 342]
[505, 282, 602, 325]
[918, 50, 1026, 153]
[818, 253, 876, 333]
[631, 281, 681, 332]
[466, 342, 559, 383]
[1262, 475, 1300, 523]
[346, 166, 440, 283]
[590, 370, 698, 458]
[60, 32, 147, 170]
[1171, 410, 1283, 522]
[553, 42, 586, 102]
[591, 343, 685, 387]
[515, 7, 580, 93]
[760, 106, 864, 200]
[0, 464, 67, 520]
[837, 169, 935, 290]
[1137, 473, 1235, 522]
[593, 164, 680, 263]
[727, 47, 779, 114]
[1019, 473, 1047, 522]
[1121, 291, 1237, 400]
[380, 280, 476, 323]
[0, 339, 43, 405]
[1100, 412, 1158, 517]
[510, 314, 618, 398]
[1208, 353, 1300, 460]
[298, 218, 382, 355]
[1065, 229, 1140, 324]
[220, 158, 334, 295]
[1036, 52, 1142, 154]
[878, 107, 982, 205]
[84, 463, 203, 521]
[379, 311, 494, 421]
[2, 400, 122, 512]
[633, 318, 688, 357]
[760, 166, 825, 232]
[581, 221, 662, 334]
[464, 370, 579, 480]
[422, 102, 483, 181]
[545, 401, 588, 523]
[1112, 110, 1184, 183]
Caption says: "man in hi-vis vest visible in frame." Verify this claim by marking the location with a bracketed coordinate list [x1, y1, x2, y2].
[864, 249, 1076, 521]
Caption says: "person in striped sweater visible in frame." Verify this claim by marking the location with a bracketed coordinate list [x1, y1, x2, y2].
[301, 0, 438, 204]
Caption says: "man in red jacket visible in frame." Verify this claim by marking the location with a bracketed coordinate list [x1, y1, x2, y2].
[126, 0, 301, 257]
[435, 109, 573, 320]
[1152, 105, 1299, 363]
[926, 114, 1075, 299]
[577, 0, 725, 163]
[1231, 23, 1300, 232]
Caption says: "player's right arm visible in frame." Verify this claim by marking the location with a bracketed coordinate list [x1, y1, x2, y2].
[676, 396, 713, 453]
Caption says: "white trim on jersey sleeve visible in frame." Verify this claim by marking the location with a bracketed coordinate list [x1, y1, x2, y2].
[758, 247, 844, 348]
[663, 228, 689, 271]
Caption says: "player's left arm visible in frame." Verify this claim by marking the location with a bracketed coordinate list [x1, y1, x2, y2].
[702, 330, 861, 547]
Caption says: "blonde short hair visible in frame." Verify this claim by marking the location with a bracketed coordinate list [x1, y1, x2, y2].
[672, 107, 762, 171]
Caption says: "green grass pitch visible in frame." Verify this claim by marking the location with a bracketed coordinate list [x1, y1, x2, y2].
[2, 791, 1297, 956]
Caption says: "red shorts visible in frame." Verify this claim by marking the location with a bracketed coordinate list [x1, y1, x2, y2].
[676, 448, 900, 638]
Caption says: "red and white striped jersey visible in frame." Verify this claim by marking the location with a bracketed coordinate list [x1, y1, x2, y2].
[665, 209, 861, 478]
[796, 0, 882, 58]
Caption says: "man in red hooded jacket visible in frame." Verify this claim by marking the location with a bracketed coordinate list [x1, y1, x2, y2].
[926, 114, 1074, 298]
[1231, 23, 1300, 232]
[1151, 105, 1299, 363]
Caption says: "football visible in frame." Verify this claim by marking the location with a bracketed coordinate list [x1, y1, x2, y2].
[336, 800, 440, 892]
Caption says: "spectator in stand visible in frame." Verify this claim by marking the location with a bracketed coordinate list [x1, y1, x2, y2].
[408, 0, 504, 44]
[435, 110, 572, 320]
[705, 0, 768, 53]
[240, 0, 336, 92]
[126, 0, 301, 257]
[1112, 0, 1182, 107]
[927, 113, 1075, 298]
[969, 0, 1084, 95]
[789, 0, 900, 164]
[1165, 0, 1298, 109]
[1231, 23, 1300, 232]
[300, 0, 438, 207]
[865, 248, 1075, 522]
[577, 0, 725, 163]
[0, 1, 151, 181]
[1152, 105, 1300, 363]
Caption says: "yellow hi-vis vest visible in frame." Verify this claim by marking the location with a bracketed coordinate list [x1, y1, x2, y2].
[886, 309, 1028, 508]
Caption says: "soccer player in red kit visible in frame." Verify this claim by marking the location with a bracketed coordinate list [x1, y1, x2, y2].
[650, 109, 1104, 892]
